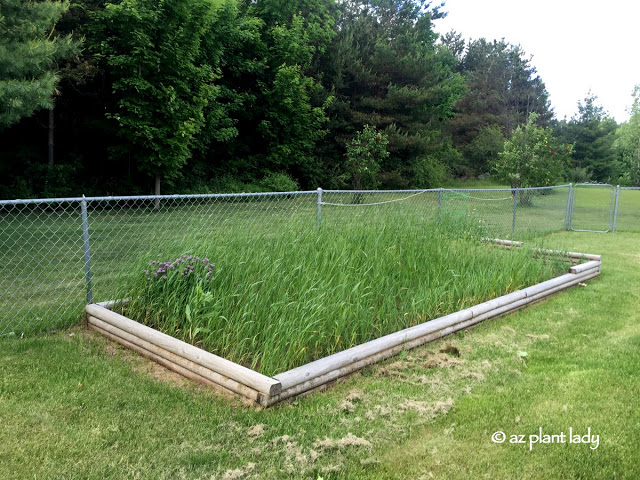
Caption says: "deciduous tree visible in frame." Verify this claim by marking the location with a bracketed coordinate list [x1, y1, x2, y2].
[493, 113, 572, 191]
[93, 0, 219, 195]
[613, 85, 640, 185]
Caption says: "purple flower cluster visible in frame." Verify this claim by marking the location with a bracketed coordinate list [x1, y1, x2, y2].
[142, 254, 215, 283]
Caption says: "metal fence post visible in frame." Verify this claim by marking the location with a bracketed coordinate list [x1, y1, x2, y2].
[316, 187, 323, 228]
[564, 183, 573, 230]
[81, 195, 93, 304]
[437, 188, 443, 223]
[512, 189, 518, 237]
[568, 185, 575, 231]
[612, 185, 621, 233]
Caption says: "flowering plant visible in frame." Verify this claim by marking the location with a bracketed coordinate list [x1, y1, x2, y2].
[123, 253, 216, 345]
[143, 254, 215, 284]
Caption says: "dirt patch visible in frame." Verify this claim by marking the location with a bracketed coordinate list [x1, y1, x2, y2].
[439, 343, 461, 357]
[132, 359, 190, 386]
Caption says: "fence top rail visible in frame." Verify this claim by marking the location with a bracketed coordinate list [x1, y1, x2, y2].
[0, 184, 573, 206]
[573, 183, 614, 189]
[620, 186, 640, 190]
[0, 190, 318, 207]
[324, 184, 571, 194]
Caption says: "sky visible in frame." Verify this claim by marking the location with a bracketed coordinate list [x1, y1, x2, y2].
[433, 0, 640, 123]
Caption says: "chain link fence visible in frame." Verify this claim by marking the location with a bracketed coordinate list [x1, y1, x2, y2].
[1, 183, 637, 336]
[616, 187, 640, 232]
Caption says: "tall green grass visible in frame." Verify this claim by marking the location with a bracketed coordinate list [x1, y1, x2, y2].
[115, 217, 566, 376]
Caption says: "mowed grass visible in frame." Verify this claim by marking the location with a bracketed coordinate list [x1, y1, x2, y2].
[117, 217, 566, 376]
[356, 231, 640, 479]
[0, 231, 638, 479]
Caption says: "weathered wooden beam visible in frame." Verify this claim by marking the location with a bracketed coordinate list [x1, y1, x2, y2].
[274, 264, 600, 391]
[570, 260, 601, 274]
[85, 304, 281, 397]
[87, 241, 601, 406]
[88, 316, 264, 402]
[89, 322, 259, 405]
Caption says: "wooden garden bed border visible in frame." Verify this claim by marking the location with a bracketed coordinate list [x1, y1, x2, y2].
[86, 239, 601, 407]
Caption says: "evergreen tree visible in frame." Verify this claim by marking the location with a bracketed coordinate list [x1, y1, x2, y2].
[555, 93, 618, 182]
[445, 37, 552, 176]
[320, 0, 465, 188]
[0, 0, 78, 128]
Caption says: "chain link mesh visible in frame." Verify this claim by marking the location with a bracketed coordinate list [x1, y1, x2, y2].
[0, 200, 86, 335]
[321, 186, 570, 238]
[0, 183, 630, 336]
[618, 187, 640, 231]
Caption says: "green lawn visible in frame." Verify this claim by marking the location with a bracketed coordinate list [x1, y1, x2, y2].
[1, 230, 638, 479]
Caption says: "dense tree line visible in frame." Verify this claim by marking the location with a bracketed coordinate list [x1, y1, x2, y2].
[0, 0, 638, 199]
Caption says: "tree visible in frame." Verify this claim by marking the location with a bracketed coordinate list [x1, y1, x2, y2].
[187, 0, 337, 190]
[93, 0, 219, 196]
[492, 113, 572, 192]
[0, 0, 78, 128]
[445, 37, 552, 176]
[345, 124, 389, 190]
[319, 0, 465, 188]
[555, 92, 618, 182]
[613, 85, 640, 185]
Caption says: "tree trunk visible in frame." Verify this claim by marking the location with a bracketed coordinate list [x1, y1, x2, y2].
[48, 108, 54, 168]
[154, 174, 161, 210]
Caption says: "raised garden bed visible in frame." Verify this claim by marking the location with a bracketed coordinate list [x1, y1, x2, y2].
[86, 239, 601, 407]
